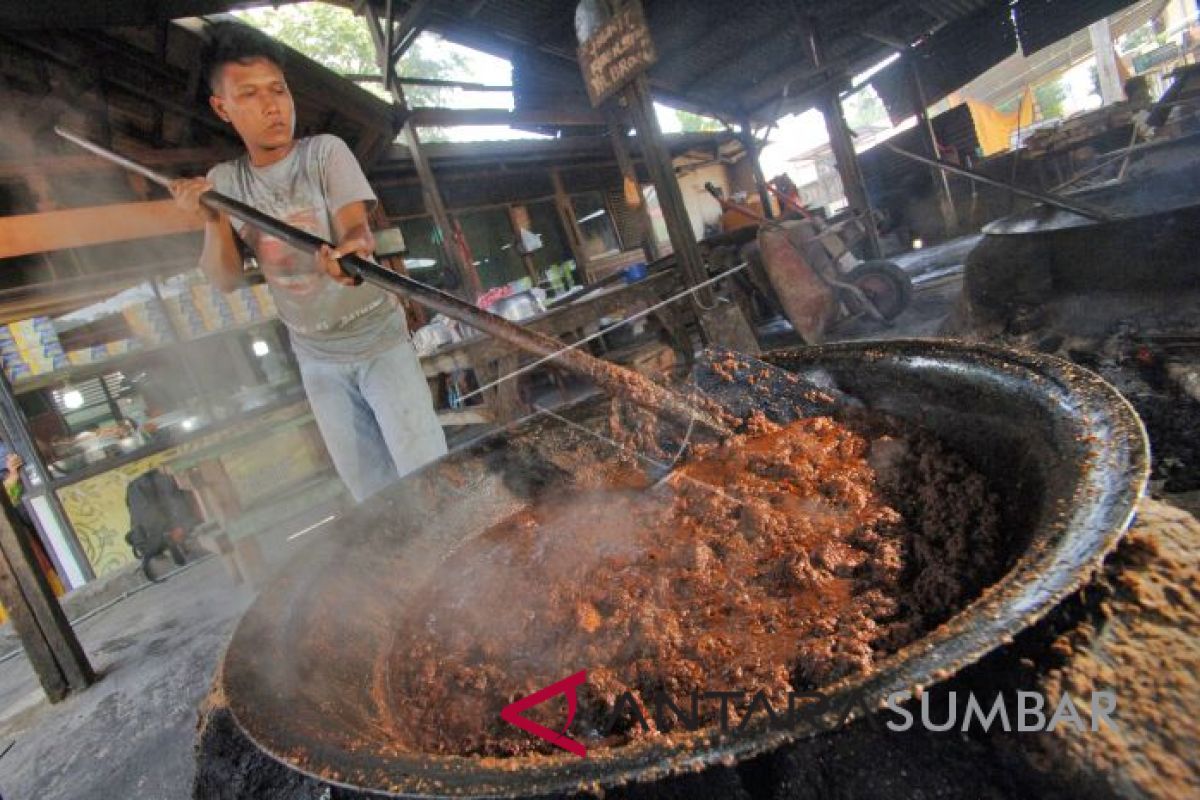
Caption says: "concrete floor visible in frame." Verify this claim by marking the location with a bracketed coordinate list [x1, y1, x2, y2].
[0, 270, 966, 800]
[0, 500, 340, 799]
[0, 558, 253, 799]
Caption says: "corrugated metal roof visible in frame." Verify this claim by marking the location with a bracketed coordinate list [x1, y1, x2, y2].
[961, 0, 1168, 105]
[1015, 0, 1133, 54]
[870, 0, 1154, 121]
[393, 0, 1020, 122]
[0, 0, 1148, 125]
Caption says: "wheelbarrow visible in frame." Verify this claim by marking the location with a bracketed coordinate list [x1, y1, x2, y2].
[703, 182, 912, 344]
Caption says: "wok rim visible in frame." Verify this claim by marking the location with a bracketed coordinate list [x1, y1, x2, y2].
[219, 338, 1150, 798]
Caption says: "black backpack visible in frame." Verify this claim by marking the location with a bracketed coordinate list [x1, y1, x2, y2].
[125, 469, 200, 580]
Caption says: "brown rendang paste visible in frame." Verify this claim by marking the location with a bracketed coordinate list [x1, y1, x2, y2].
[371, 411, 1003, 757]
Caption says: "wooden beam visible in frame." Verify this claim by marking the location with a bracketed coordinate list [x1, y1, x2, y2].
[415, 13, 740, 121]
[371, 130, 734, 171]
[390, 0, 434, 62]
[404, 76, 511, 91]
[345, 74, 512, 92]
[403, 119, 481, 298]
[0, 0, 246, 29]
[550, 168, 592, 284]
[906, 53, 957, 235]
[506, 204, 540, 283]
[0, 200, 202, 259]
[409, 107, 605, 128]
[0, 530, 67, 702]
[364, 2, 481, 299]
[363, 1, 400, 103]
[0, 500, 95, 697]
[624, 76, 707, 295]
[0, 147, 239, 182]
[820, 87, 882, 259]
[606, 106, 660, 261]
[383, 0, 394, 91]
[739, 117, 774, 219]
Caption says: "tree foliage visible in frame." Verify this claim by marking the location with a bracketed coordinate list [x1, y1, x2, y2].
[1034, 80, 1068, 120]
[672, 109, 724, 132]
[1121, 23, 1160, 53]
[234, 2, 470, 108]
[842, 86, 889, 133]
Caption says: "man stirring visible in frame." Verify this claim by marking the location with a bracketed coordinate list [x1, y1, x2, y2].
[170, 22, 446, 501]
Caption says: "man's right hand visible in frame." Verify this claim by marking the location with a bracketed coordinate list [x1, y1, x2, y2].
[169, 177, 219, 223]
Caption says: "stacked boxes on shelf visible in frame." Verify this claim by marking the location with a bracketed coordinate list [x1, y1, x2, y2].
[121, 300, 174, 347]
[190, 283, 236, 331]
[65, 339, 137, 367]
[251, 283, 277, 318]
[162, 283, 277, 338]
[0, 281, 283, 383]
[1, 318, 67, 382]
[226, 285, 270, 325]
[163, 292, 207, 339]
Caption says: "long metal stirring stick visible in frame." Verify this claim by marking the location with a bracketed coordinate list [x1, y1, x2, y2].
[882, 143, 1116, 222]
[55, 127, 729, 437]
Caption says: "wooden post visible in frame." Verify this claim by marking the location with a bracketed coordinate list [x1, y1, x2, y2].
[820, 86, 883, 259]
[605, 106, 660, 261]
[369, 204, 427, 328]
[550, 168, 593, 285]
[402, 120, 483, 299]
[506, 204, 541, 283]
[621, 76, 711, 300]
[739, 117, 775, 219]
[363, 3, 481, 300]
[0, 499, 95, 700]
[908, 55, 957, 237]
[0, 539, 67, 701]
[1089, 18, 1125, 106]
[595, 0, 758, 352]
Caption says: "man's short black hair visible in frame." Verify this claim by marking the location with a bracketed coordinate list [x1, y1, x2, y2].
[203, 21, 287, 94]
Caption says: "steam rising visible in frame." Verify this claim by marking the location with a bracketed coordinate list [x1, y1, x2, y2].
[0, 85, 215, 317]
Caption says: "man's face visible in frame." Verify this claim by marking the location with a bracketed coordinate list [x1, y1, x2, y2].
[209, 57, 295, 152]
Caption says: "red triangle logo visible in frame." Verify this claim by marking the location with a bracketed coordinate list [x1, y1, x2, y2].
[499, 670, 588, 757]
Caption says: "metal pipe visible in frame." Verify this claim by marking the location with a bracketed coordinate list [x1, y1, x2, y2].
[882, 143, 1116, 222]
[54, 128, 728, 436]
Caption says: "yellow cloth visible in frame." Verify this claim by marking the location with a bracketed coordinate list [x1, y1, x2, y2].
[967, 89, 1034, 156]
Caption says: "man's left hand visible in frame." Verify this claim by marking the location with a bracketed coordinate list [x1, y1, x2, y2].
[317, 236, 372, 286]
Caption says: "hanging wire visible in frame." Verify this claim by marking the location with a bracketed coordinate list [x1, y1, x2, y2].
[533, 402, 746, 507]
[458, 261, 749, 403]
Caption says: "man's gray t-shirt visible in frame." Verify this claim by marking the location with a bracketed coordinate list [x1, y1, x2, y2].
[207, 134, 405, 362]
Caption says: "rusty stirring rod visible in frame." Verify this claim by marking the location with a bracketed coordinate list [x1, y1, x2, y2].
[55, 127, 730, 437]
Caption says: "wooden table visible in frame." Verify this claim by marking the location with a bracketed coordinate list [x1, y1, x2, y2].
[419, 270, 696, 426]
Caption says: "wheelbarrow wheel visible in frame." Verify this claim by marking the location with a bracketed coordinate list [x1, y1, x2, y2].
[847, 260, 912, 321]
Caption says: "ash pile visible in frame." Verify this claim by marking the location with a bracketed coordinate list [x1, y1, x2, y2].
[966, 294, 1200, 517]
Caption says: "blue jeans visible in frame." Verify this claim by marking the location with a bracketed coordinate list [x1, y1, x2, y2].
[296, 342, 447, 502]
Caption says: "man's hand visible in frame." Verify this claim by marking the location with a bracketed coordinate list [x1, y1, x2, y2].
[317, 236, 371, 287]
[168, 177, 219, 223]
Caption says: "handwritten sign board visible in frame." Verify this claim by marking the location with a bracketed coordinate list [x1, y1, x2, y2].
[577, 6, 657, 107]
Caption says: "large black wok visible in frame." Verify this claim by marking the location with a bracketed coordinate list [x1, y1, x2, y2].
[955, 145, 1200, 330]
[216, 340, 1148, 798]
